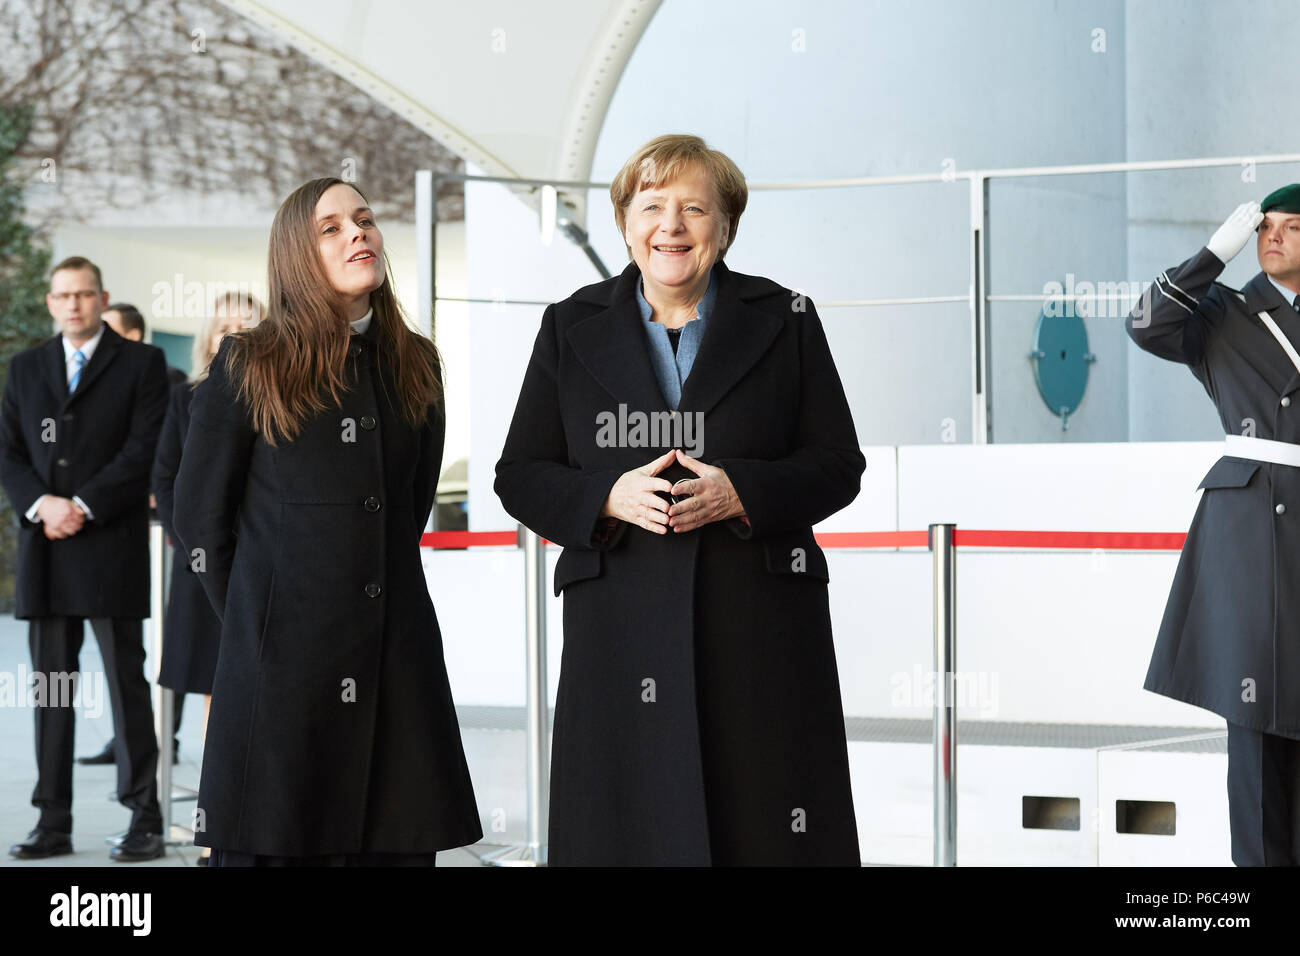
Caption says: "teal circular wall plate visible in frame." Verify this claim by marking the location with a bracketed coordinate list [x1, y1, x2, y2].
[1030, 309, 1096, 429]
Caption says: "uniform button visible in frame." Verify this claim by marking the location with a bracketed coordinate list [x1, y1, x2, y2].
[1283, 397, 1292, 407]
[1277, 503, 1287, 515]
[364, 583, 382, 598]
[360, 416, 376, 430]
[61, 412, 74, 421]
[349, 343, 362, 357]
[364, 496, 381, 512]
[56, 458, 69, 467]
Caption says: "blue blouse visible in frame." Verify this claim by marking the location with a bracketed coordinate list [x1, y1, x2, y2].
[635, 269, 717, 410]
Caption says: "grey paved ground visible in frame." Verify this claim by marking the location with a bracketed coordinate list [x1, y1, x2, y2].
[0, 615, 498, 868]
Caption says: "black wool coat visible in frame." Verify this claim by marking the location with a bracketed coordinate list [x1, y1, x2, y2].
[153, 381, 221, 695]
[0, 323, 169, 619]
[495, 260, 865, 865]
[1128, 246, 1300, 736]
[173, 318, 482, 855]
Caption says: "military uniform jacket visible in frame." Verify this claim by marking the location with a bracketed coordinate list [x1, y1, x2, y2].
[1127, 245, 1300, 736]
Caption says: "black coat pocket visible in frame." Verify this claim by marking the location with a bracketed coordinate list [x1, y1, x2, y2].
[761, 529, 830, 582]
[1198, 457, 1262, 490]
[553, 547, 603, 596]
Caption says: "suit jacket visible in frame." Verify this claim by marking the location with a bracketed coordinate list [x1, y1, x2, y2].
[1128, 245, 1300, 735]
[495, 260, 865, 864]
[0, 322, 169, 619]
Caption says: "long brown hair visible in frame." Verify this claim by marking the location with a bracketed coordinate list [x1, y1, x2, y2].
[224, 177, 443, 445]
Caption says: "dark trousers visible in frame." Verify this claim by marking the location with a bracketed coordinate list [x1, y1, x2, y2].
[1226, 722, 1300, 865]
[29, 616, 162, 835]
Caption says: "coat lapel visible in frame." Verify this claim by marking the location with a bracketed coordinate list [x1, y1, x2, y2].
[678, 262, 783, 418]
[62, 323, 124, 411]
[1241, 272, 1300, 398]
[566, 261, 785, 421]
[567, 264, 673, 415]
[42, 335, 67, 403]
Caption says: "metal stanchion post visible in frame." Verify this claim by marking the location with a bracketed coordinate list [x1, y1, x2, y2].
[480, 524, 549, 866]
[149, 521, 175, 840]
[148, 520, 195, 847]
[930, 522, 957, 866]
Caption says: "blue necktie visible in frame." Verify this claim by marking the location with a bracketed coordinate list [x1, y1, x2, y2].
[69, 350, 86, 393]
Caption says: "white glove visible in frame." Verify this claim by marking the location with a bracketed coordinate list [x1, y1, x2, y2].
[1207, 201, 1264, 263]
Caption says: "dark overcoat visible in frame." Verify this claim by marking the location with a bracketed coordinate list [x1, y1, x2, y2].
[495, 261, 865, 865]
[173, 317, 482, 855]
[0, 323, 168, 619]
[153, 380, 222, 695]
[1128, 246, 1300, 736]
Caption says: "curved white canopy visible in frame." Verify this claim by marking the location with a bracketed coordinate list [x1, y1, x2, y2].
[219, 0, 660, 189]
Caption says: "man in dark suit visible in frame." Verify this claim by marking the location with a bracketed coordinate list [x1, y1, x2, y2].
[1128, 184, 1300, 865]
[0, 256, 170, 861]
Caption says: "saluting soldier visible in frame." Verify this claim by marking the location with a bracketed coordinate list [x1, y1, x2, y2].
[1127, 184, 1300, 865]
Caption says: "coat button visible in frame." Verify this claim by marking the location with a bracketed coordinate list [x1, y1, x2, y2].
[349, 343, 362, 357]
[360, 415, 376, 430]
[56, 457, 69, 467]
[1283, 397, 1292, 407]
[61, 412, 74, 422]
[1277, 503, 1287, 515]
[364, 582, 382, 598]
[364, 496, 381, 512]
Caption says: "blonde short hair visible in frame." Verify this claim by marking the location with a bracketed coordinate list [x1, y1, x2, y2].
[191, 291, 264, 383]
[610, 134, 747, 260]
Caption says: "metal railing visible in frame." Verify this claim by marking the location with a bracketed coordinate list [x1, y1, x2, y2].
[421, 152, 1300, 446]
[147, 521, 1187, 866]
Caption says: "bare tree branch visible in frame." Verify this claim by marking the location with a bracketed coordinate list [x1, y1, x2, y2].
[0, 0, 466, 231]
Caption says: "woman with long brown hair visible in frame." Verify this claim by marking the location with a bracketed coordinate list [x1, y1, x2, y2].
[174, 178, 481, 865]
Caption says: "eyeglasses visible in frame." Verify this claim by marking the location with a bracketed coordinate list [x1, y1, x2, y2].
[48, 291, 101, 303]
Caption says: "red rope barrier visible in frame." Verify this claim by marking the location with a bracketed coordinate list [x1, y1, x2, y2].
[421, 531, 519, 548]
[952, 529, 1186, 550]
[814, 531, 930, 548]
[420, 529, 1187, 551]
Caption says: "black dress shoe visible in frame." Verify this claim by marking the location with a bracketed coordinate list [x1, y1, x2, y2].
[9, 828, 73, 860]
[110, 831, 164, 862]
[77, 739, 116, 765]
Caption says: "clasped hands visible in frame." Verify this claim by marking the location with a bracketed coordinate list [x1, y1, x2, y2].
[599, 448, 744, 535]
[38, 496, 86, 540]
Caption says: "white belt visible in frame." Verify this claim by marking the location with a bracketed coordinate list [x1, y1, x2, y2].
[1223, 310, 1300, 465]
[1225, 434, 1300, 467]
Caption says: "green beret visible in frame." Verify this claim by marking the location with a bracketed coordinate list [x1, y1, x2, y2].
[1262, 184, 1300, 214]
